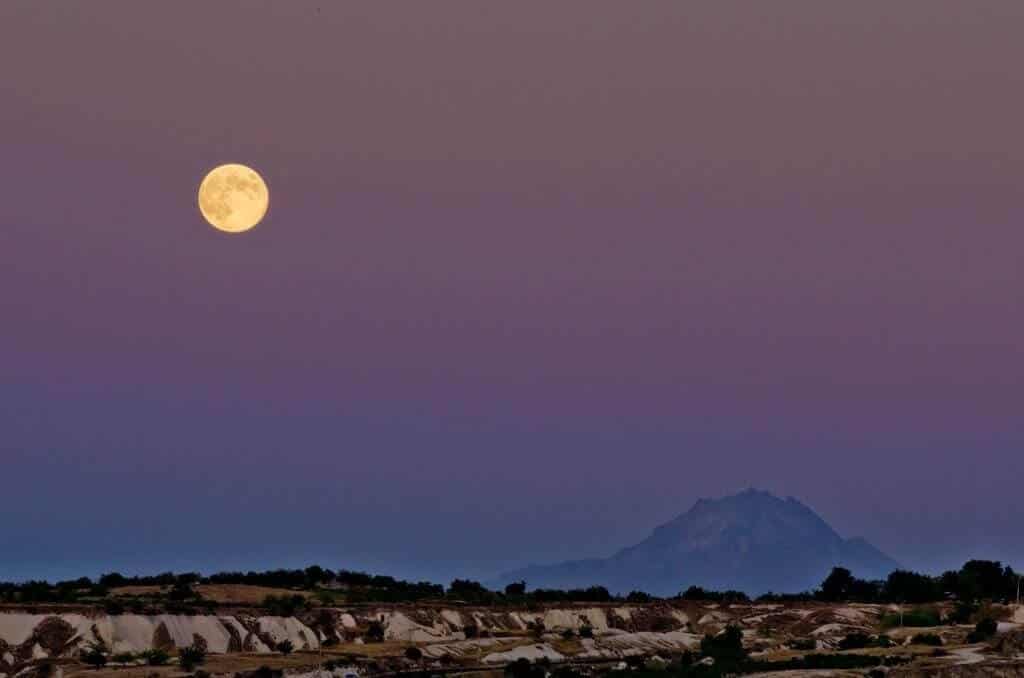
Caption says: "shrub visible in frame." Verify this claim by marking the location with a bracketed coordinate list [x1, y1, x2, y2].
[949, 602, 979, 625]
[560, 628, 575, 640]
[910, 633, 943, 647]
[104, 599, 125, 616]
[648, 616, 677, 633]
[404, 646, 423, 661]
[700, 625, 747, 667]
[111, 652, 137, 664]
[364, 621, 385, 643]
[579, 625, 593, 639]
[262, 594, 308, 617]
[141, 649, 170, 666]
[276, 640, 294, 656]
[788, 638, 816, 651]
[875, 635, 895, 648]
[462, 624, 479, 639]
[179, 644, 207, 671]
[967, 618, 998, 643]
[81, 642, 107, 670]
[505, 657, 544, 678]
[837, 633, 872, 650]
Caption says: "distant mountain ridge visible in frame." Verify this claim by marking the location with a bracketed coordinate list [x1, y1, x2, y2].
[494, 489, 900, 596]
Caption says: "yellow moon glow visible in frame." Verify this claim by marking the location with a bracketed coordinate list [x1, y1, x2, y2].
[198, 163, 269, 233]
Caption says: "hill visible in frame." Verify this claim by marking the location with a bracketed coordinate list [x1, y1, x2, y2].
[494, 488, 900, 595]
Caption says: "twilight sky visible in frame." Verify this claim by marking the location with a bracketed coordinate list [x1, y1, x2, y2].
[2, 1, 1023, 585]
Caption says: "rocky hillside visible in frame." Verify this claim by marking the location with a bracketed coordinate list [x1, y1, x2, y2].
[4, 600, 1023, 678]
[495, 489, 900, 595]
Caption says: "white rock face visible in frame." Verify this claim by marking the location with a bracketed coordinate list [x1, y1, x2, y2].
[0, 614, 46, 646]
[0, 603, 703, 663]
[483, 643, 566, 664]
[380, 612, 451, 642]
[257, 617, 319, 650]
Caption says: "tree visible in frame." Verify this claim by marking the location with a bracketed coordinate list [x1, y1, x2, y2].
[504, 581, 527, 597]
[99, 572, 128, 589]
[884, 570, 942, 603]
[820, 567, 855, 601]
[447, 579, 494, 603]
[626, 590, 652, 603]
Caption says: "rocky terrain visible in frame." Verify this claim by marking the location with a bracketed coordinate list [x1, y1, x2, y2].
[3, 598, 1024, 678]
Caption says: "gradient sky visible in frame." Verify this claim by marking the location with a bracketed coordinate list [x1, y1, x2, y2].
[2, 1, 1023, 585]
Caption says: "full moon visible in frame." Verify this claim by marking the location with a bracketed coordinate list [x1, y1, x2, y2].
[197, 163, 269, 233]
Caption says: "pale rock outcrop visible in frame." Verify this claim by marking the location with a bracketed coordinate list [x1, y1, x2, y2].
[483, 643, 566, 664]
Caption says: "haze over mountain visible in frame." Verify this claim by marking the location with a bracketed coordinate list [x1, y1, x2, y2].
[495, 489, 900, 596]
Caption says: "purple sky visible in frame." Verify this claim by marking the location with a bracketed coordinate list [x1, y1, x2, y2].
[2, 1, 1023, 584]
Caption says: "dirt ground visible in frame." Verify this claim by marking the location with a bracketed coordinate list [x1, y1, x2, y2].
[109, 585, 311, 605]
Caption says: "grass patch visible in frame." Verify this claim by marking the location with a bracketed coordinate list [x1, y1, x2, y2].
[881, 607, 941, 628]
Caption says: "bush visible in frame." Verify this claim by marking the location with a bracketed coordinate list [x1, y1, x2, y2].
[700, 625, 747, 668]
[788, 638, 816, 651]
[967, 618, 998, 643]
[364, 621, 385, 643]
[579, 625, 593, 639]
[141, 649, 170, 666]
[111, 652, 137, 664]
[910, 633, 943, 647]
[179, 644, 207, 671]
[626, 590, 653, 603]
[875, 635, 895, 648]
[276, 640, 294, 656]
[103, 599, 125, 616]
[949, 602, 979, 625]
[404, 646, 423, 661]
[81, 642, 107, 670]
[838, 633, 872, 650]
[262, 594, 308, 617]
[505, 657, 545, 678]
[561, 628, 575, 640]
[462, 624, 479, 639]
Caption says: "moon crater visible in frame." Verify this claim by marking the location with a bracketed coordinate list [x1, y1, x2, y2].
[198, 163, 269, 233]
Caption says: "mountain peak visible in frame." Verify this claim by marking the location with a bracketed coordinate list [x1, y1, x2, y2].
[496, 489, 899, 596]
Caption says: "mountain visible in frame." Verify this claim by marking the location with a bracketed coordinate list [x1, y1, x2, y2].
[494, 489, 900, 596]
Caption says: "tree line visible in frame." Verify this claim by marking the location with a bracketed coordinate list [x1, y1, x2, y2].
[2, 559, 1019, 607]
